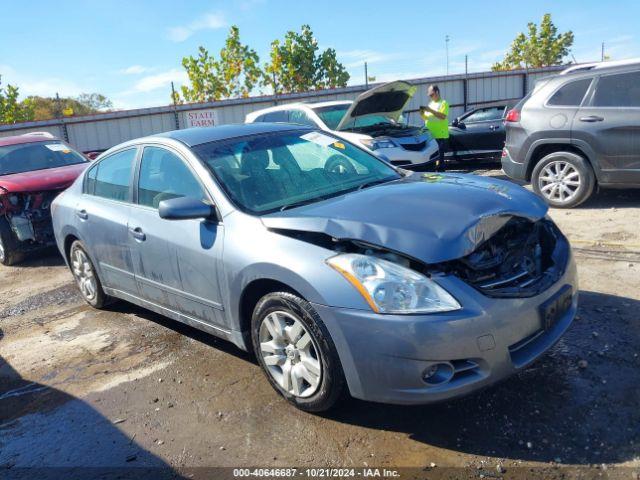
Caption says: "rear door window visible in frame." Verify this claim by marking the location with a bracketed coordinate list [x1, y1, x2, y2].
[547, 78, 592, 106]
[261, 111, 289, 122]
[463, 107, 505, 123]
[288, 109, 316, 127]
[87, 148, 136, 201]
[592, 71, 640, 107]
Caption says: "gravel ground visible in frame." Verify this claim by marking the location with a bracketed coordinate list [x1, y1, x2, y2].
[0, 166, 639, 479]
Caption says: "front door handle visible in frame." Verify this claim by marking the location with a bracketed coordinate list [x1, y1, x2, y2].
[129, 227, 146, 242]
[489, 125, 499, 131]
[76, 209, 88, 220]
[579, 115, 604, 122]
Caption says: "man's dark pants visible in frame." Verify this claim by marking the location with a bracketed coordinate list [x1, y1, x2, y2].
[435, 138, 449, 172]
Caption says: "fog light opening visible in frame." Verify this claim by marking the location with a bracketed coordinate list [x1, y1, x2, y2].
[422, 362, 454, 385]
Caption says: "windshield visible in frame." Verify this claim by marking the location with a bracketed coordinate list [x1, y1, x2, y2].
[0, 141, 87, 176]
[193, 130, 400, 214]
[313, 104, 350, 130]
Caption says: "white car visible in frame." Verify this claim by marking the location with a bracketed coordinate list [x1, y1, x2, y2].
[245, 81, 439, 169]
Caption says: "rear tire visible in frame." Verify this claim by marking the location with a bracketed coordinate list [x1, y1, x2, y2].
[69, 240, 109, 308]
[0, 218, 23, 266]
[532, 151, 595, 208]
[251, 291, 345, 412]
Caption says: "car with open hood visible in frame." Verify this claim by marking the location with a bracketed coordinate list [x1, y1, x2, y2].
[0, 133, 89, 265]
[52, 123, 577, 412]
[245, 81, 439, 169]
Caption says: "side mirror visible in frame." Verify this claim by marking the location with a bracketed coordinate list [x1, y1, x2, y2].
[158, 196, 217, 221]
[451, 117, 459, 127]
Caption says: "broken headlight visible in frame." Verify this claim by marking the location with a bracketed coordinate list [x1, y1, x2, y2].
[327, 253, 461, 314]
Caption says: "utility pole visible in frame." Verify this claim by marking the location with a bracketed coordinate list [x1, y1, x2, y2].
[55, 93, 69, 142]
[364, 62, 368, 88]
[170, 82, 180, 130]
[465, 54, 468, 75]
[601, 42, 605, 61]
[445, 35, 450, 75]
[272, 71, 278, 105]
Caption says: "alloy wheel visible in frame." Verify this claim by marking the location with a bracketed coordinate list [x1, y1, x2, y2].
[258, 310, 322, 398]
[0, 237, 5, 263]
[538, 160, 582, 204]
[71, 247, 97, 301]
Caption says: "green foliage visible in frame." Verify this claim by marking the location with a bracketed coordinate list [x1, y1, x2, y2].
[26, 93, 112, 121]
[177, 24, 350, 102]
[0, 76, 34, 124]
[263, 25, 350, 94]
[179, 26, 262, 102]
[492, 14, 574, 70]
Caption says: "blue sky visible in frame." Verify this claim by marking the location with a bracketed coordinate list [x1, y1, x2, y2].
[1, 0, 638, 110]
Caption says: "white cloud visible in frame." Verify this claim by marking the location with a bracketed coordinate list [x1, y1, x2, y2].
[167, 12, 226, 42]
[337, 49, 409, 68]
[128, 69, 188, 94]
[119, 65, 150, 75]
[0, 64, 85, 98]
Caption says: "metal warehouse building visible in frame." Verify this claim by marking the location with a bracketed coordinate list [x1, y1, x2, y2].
[0, 66, 563, 152]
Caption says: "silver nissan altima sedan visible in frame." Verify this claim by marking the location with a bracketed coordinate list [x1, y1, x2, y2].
[52, 123, 577, 412]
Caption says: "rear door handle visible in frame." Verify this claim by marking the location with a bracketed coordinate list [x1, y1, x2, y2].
[489, 125, 499, 131]
[579, 115, 604, 122]
[129, 227, 146, 242]
[76, 209, 88, 220]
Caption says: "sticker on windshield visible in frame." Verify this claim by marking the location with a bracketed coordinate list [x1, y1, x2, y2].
[45, 143, 71, 153]
[332, 141, 345, 150]
[301, 132, 337, 147]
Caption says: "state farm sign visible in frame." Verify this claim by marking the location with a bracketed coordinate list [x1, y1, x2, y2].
[184, 109, 218, 128]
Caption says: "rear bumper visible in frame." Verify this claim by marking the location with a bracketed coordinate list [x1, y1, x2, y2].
[501, 148, 528, 181]
[313, 255, 578, 405]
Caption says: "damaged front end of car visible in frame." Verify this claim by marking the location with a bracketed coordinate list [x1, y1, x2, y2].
[0, 188, 61, 251]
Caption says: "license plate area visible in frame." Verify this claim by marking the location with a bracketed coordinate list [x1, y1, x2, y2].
[539, 285, 572, 331]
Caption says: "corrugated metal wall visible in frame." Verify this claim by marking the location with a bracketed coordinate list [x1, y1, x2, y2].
[0, 66, 563, 152]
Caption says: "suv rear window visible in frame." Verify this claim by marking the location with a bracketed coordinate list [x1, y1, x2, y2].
[547, 78, 592, 106]
[592, 71, 640, 107]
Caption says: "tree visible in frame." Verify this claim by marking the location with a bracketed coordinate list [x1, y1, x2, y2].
[492, 14, 574, 71]
[263, 25, 349, 94]
[178, 26, 262, 102]
[26, 93, 112, 121]
[0, 76, 34, 124]
[76, 93, 113, 112]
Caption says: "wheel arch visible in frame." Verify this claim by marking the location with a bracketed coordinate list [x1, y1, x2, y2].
[525, 140, 598, 182]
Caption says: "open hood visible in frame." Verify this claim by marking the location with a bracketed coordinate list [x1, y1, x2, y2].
[336, 81, 417, 131]
[262, 173, 548, 265]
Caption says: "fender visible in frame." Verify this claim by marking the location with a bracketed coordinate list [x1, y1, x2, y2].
[524, 138, 602, 182]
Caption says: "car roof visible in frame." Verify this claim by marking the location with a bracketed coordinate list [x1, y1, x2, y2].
[0, 134, 61, 147]
[154, 122, 311, 147]
[247, 100, 352, 116]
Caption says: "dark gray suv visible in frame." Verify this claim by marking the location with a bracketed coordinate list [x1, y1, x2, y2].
[502, 60, 640, 208]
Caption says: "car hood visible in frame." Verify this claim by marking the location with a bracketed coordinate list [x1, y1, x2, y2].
[336, 81, 417, 131]
[0, 162, 88, 193]
[261, 173, 548, 264]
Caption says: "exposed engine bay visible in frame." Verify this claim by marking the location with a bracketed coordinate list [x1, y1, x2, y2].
[341, 123, 424, 138]
[272, 216, 569, 299]
[0, 189, 61, 249]
[435, 217, 569, 298]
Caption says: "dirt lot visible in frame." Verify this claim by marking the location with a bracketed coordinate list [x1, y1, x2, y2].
[1, 168, 639, 478]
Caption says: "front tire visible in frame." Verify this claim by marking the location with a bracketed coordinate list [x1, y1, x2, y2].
[0, 218, 23, 266]
[251, 292, 345, 412]
[532, 152, 595, 208]
[69, 240, 109, 308]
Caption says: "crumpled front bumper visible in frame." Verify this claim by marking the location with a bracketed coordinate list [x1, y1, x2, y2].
[313, 254, 578, 405]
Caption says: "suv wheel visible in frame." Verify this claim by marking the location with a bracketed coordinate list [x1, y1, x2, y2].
[532, 152, 595, 208]
[251, 292, 345, 412]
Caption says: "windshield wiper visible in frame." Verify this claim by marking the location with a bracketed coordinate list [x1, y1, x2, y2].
[357, 177, 394, 191]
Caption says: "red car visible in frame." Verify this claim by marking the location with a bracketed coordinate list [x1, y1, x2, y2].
[0, 134, 89, 265]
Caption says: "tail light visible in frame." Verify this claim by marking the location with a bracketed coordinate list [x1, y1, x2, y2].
[505, 109, 521, 123]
